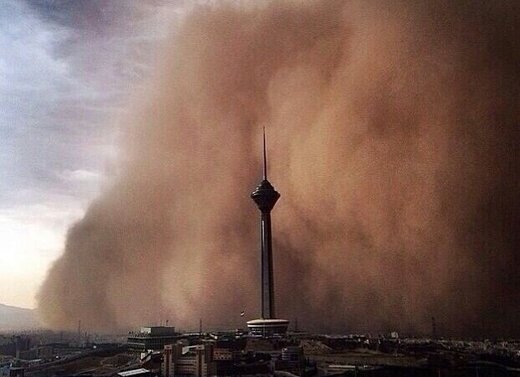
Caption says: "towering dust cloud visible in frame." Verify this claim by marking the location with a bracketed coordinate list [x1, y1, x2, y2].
[38, 1, 519, 336]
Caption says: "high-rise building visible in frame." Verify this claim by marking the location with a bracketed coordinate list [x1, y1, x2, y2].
[247, 129, 289, 336]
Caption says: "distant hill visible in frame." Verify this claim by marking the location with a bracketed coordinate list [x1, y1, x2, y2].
[0, 303, 41, 331]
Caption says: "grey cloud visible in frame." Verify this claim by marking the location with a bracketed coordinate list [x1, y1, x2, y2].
[0, 0, 183, 208]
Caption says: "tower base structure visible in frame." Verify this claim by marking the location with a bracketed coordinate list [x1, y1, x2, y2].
[247, 318, 289, 337]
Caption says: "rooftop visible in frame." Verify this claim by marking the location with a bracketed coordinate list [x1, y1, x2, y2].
[117, 368, 150, 377]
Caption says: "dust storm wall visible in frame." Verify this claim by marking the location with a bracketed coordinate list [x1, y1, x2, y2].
[38, 1, 519, 336]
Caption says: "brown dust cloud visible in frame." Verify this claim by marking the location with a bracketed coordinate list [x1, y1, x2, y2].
[38, 1, 519, 337]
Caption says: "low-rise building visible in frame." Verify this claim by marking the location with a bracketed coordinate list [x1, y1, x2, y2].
[162, 344, 215, 377]
[273, 346, 305, 376]
[127, 327, 180, 351]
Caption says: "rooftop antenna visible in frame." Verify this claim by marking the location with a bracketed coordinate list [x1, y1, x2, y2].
[263, 126, 267, 180]
[77, 320, 81, 345]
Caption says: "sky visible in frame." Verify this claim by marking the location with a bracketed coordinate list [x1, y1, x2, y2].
[0, 0, 184, 309]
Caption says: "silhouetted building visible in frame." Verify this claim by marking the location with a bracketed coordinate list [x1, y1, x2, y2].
[8, 361, 24, 377]
[8, 368, 23, 377]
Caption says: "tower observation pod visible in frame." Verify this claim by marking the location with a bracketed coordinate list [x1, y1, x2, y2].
[247, 128, 289, 336]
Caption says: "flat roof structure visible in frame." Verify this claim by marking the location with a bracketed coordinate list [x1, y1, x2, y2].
[247, 319, 289, 336]
[117, 368, 150, 377]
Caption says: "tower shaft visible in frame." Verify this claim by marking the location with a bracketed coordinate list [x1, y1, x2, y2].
[261, 211, 275, 319]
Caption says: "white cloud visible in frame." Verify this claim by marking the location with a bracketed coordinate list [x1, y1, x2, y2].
[0, 201, 84, 308]
[57, 168, 102, 183]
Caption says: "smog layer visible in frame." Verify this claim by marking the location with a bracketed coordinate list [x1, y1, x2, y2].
[38, 1, 519, 336]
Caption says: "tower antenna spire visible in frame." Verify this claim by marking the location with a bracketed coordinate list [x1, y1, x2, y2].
[263, 126, 267, 180]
